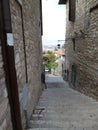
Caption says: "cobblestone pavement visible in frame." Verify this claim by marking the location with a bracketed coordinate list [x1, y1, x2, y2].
[27, 74, 98, 130]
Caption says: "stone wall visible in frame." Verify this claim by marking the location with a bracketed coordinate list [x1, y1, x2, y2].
[0, 45, 12, 129]
[10, 0, 42, 128]
[0, 0, 42, 129]
[65, 0, 98, 99]
[22, 0, 42, 115]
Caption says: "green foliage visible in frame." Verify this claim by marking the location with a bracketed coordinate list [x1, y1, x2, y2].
[54, 48, 58, 51]
[43, 52, 58, 72]
[47, 50, 52, 54]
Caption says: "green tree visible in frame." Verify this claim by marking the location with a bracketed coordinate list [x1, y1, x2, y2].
[43, 52, 58, 73]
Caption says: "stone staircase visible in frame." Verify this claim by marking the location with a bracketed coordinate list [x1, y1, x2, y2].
[27, 103, 98, 130]
[27, 75, 98, 130]
[27, 106, 71, 130]
[27, 94, 98, 130]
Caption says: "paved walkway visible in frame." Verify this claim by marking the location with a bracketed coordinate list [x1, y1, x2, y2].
[27, 74, 98, 130]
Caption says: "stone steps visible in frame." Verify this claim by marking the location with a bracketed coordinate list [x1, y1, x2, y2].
[27, 128, 96, 130]
[27, 75, 98, 130]
[28, 119, 98, 128]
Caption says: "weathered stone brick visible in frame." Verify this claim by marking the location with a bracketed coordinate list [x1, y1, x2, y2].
[65, 0, 98, 99]
[0, 0, 42, 129]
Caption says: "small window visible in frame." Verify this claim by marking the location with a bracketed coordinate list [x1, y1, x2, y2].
[69, 0, 76, 22]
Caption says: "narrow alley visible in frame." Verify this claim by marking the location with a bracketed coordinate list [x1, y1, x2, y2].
[0, 1, 98, 130]
[27, 74, 98, 130]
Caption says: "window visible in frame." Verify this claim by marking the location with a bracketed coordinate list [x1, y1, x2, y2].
[69, 0, 76, 22]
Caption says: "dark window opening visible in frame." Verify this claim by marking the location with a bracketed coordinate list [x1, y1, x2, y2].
[69, 0, 76, 22]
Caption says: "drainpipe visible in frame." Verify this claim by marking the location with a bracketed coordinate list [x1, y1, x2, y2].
[1, 0, 22, 130]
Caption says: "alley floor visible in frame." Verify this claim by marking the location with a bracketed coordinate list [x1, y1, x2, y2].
[27, 74, 98, 130]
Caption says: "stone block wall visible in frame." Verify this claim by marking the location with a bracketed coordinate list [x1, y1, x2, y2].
[0, 0, 42, 129]
[0, 46, 12, 129]
[10, 0, 42, 128]
[65, 0, 98, 99]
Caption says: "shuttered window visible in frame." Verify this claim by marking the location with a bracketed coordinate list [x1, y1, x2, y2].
[69, 0, 76, 22]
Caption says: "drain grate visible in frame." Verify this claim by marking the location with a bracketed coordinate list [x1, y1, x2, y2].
[32, 107, 46, 120]
[34, 107, 45, 115]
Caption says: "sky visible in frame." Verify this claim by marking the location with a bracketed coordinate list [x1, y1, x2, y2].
[42, 0, 66, 46]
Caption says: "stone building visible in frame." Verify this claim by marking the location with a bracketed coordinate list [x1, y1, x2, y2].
[59, 0, 98, 99]
[53, 49, 65, 76]
[0, 0, 43, 129]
